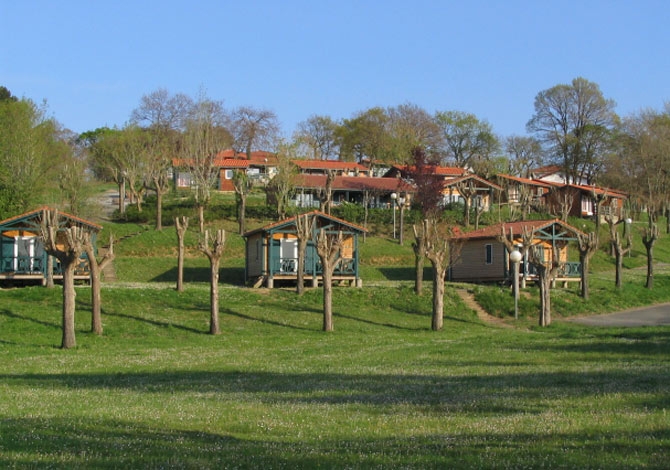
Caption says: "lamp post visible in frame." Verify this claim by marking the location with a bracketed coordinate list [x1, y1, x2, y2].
[398, 194, 406, 245]
[624, 217, 633, 256]
[390, 192, 397, 239]
[509, 248, 523, 320]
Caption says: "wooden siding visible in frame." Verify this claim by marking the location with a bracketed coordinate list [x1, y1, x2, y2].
[451, 240, 507, 282]
[245, 232, 265, 278]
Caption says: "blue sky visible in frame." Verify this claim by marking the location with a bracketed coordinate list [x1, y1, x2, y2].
[3, 1, 669, 140]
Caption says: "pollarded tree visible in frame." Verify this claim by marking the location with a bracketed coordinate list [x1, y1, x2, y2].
[38, 210, 89, 349]
[420, 218, 455, 331]
[233, 169, 252, 235]
[175, 216, 189, 292]
[199, 229, 226, 335]
[84, 233, 115, 335]
[268, 142, 298, 221]
[295, 212, 316, 295]
[606, 215, 631, 289]
[315, 227, 344, 332]
[527, 77, 617, 185]
[576, 231, 599, 300]
[528, 242, 561, 327]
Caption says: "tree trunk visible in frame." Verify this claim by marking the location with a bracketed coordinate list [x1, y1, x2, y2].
[463, 196, 471, 227]
[46, 255, 54, 288]
[86, 247, 103, 335]
[297, 238, 308, 296]
[198, 205, 205, 233]
[615, 249, 623, 289]
[238, 194, 247, 235]
[61, 260, 77, 349]
[645, 244, 654, 289]
[322, 269, 333, 332]
[209, 261, 220, 335]
[431, 265, 446, 331]
[580, 254, 590, 300]
[412, 226, 426, 295]
[119, 179, 126, 214]
[175, 217, 188, 292]
[155, 187, 163, 231]
[538, 269, 552, 327]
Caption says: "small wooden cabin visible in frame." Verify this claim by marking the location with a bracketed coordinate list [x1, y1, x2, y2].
[449, 219, 584, 284]
[0, 208, 101, 285]
[243, 211, 366, 288]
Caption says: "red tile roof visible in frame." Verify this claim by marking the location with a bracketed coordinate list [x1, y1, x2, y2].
[295, 175, 414, 192]
[496, 174, 553, 187]
[451, 219, 585, 240]
[392, 164, 467, 177]
[243, 210, 368, 237]
[292, 159, 369, 172]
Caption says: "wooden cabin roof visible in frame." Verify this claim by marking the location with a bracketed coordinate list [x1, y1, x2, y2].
[243, 210, 367, 238]
[0, 207, 102, 232]
[294, 174, 415, 193]
[451, 219, 585, 241]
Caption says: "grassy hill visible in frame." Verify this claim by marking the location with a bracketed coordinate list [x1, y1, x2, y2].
[0, 190, 669, 468]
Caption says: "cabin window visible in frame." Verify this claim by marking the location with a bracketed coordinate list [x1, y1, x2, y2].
[485, 244, 493, 265]
[225, 169, 234, 180]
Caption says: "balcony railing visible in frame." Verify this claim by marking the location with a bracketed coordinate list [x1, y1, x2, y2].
[272, 257, 356, 276]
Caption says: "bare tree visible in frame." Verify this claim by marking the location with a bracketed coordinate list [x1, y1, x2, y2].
[199, 229, 226, 334]
[317, 170, 336, 215]
[642, 219, 659, 289]
[233, 169, 252, 235]
[576, 231, 599, 300]
[505, 135, 544, 178]
[175, 216, 189, 292]
[181, 93, 231, 232]
[38, 210, 88, 349]
[315, 228, 344, 332]
[606, 215, 631, 289]
[84, 234, 115, 335]
[231, 106, 280, 157]
[269, 142, 298, 220]
[527, 242, 561, 327]
[295, 212, 316, 295]
[421, 218, 453, 331]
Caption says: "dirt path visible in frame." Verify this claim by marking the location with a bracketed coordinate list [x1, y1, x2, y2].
[455, 288, 512, 328]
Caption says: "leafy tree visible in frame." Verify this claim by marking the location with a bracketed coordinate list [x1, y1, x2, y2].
[527, 77, 617, 184]
[0, 98, 61, 216]
[385, 103, 442, 165]
[505, 135, 544, 177]
[337, 107, 390, 163]
[294, 114, 339, 160]
[0, 86, 18, 102]
[435, 110, 499, 170]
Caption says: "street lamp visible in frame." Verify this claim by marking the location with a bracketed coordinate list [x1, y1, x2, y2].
[398, 194, 406, 245]
[509, 248, 523, 320]
[390, 192, 397, 239]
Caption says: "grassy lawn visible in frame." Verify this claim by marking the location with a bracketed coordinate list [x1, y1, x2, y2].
[1, 196, 669, 468]
[1, 283, 669, 468]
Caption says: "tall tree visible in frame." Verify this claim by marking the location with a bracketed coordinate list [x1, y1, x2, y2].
[180, 93, 231, 232]
[527, 77, 617, 184]
[294, 115, 339, 160]
[434, 110, 499, 171]
[505, 135, 544, 177]
[385, 103, 443, 164]
[337, 107, 390, 163]
[0, 97, 60, 216]
[408, 147, 445, 295]
[230, 106, 280, 157]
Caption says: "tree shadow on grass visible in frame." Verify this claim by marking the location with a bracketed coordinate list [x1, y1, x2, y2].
[334, 311, 426, 331]
[150, 267, 245, 285]
[101, 308, 206, 335]
[377, 266, 433, 281]
[222, 308, 315, 332]
[2, 416, 666, 468]
[0, 308, 59, 329]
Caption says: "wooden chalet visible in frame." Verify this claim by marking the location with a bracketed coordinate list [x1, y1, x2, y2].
[449, 219, 585, 285]
[292, 174, 414, 209]
[495, 174, 553, 205]
[292, 159, 370, 176]
[243, 211, 366, 288]
[173, 149, 278, 191]
[0, 208, 101, 285]
[542, 183, 628, 221]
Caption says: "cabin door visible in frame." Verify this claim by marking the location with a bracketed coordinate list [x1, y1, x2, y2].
[14, 236, 36, 272]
